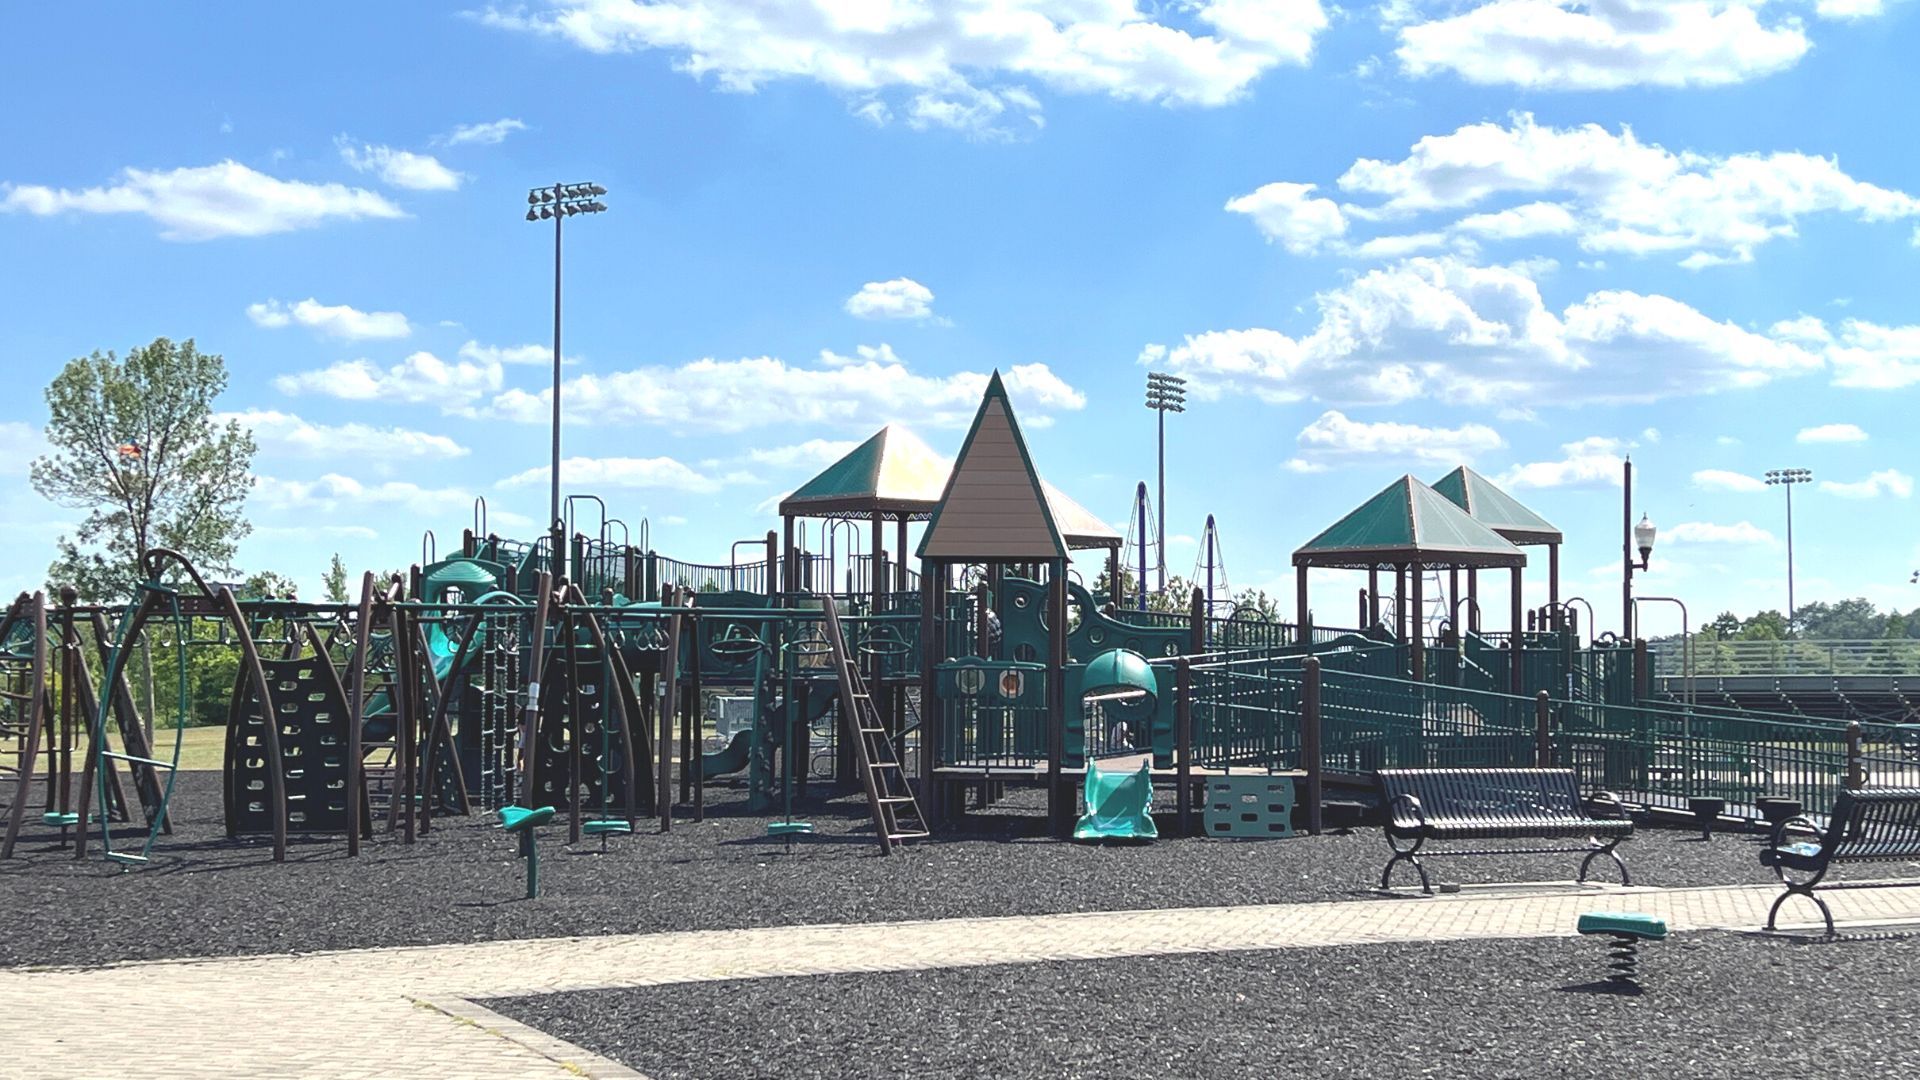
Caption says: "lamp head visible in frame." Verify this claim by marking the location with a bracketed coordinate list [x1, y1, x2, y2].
[1634, 513, 1657, 564]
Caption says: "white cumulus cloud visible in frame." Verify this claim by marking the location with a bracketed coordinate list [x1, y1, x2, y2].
[0, 161, 404, 240]
[1796, 422, 1868, 443]
[1225, 182, 1348, 254]
[247, 298, 411, 340]
[434, 118, 529, 146]
[1498, 435, 1625, 489]
[1291, 409, 1504, 468]
[1693, 469, 1766, 492]
[845, 278, 939, 321]
[222, 410, 468, 461]
[273, 351, 504, 411]
[336, 139, 464, 191]
[1821, 469, 1914, 499]
[496, 456, 730, 493]
[1663, 520, 1776, 545]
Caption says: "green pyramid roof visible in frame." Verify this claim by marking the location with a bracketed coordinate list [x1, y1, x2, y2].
[778, 425, 950, 520]
[917, 372, 1068, 561]
[1430, 466, 1562, 545]
[1293, 476, 1527, 570]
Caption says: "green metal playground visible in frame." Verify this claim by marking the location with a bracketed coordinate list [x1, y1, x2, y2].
[5, 370, 1916, 876]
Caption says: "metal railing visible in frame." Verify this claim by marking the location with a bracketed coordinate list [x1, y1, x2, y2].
[1652, 637, 1920, 677]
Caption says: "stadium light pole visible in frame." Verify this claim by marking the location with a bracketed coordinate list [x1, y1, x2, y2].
[525, 182, 608, 572]
[1145, 372, 1186, 595]
[1765, 467, 1813, 638]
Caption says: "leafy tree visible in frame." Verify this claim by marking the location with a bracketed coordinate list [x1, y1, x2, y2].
[1794, 597, 1882, 640]
[31, 338, 254, 600]
[323, 554, 350, 604]
[1741, 611, 1788, 641]
[1705, 611, 1743, 638]
[239, 571, 297, 599]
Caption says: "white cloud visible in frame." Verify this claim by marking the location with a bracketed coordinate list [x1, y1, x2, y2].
[0, 422, 44, 475]
[434, 118, 529, 146]
[484, 347, 1084, 433]
[1821, 469, 1914, 499]
[1824, 320, 1920, 389]
[254, 474, 489, 517]
[247, 298, 411, 340]
[479, 0, 1328, 135]
[745, 439, 862, 470]
[1693, 468, 1766, 492]
[1664, 520, 1776, 545]
[273, 351, 504, 411]
[1817, 0, 1884, 17]
[845, 278, 938, 321]
[1291, 409, 1504, 468]
[0, 161, 404, 240]
[497, 456, 729, 493]
[1395, 0, 1812, 90]
[336, 139, 463, 191]
[458, 340, 555, 366]
[1329, 116, 1920, 268]
[1796, 422, 1868, 444]
[222, 409, 468, 461]
[1141, 257, 1821, 408]
[1350, 232, 1449, 258]
[1498, 435, 1624, 489]
[1225, 182, 1348, 254]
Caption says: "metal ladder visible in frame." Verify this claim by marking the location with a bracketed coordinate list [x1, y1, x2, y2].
[819, 596, 926, 854]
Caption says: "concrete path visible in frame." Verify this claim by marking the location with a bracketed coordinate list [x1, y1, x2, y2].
[5, 879, 1918, 1079]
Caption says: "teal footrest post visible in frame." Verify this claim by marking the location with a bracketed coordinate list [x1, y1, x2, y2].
[497, 806, 556, 899]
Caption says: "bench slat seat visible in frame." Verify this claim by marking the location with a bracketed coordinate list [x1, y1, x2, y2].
[1375, 767, 1632, 894]
[1761, 787, 1920, 935]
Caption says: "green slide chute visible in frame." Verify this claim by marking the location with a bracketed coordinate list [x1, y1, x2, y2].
[1073, 760, 1158, 842]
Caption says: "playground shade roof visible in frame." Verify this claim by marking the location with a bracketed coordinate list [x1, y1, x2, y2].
[919, 372, 1069, 561]
[1292, 475, 1527, 570]
[781, 424, 1121, 550]
[1429, 466, 1563, 545]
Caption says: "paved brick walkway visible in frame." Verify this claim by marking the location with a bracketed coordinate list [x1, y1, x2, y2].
[5, 879, 1919, 1079]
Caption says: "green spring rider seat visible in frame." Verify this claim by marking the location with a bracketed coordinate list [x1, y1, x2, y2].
[1577, 911, 1665, 987]
[498, 805, 556, 899]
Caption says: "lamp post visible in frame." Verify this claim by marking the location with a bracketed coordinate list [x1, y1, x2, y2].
[1765, 468, 1812, 638]
[524, 181, 608, 573]
[1621, 457, 1659, 640]
[1145, 372, 1186, 595]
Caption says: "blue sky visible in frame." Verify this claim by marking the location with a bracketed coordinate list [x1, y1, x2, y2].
[2, 1, 1916, 635]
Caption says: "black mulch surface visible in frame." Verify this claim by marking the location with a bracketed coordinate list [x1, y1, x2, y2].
[491, 933, 1920, 1079]
[4, 771, 1913, 968]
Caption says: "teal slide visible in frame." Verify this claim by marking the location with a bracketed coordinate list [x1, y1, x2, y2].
[1073, 761, 1158, 841]
[701, 731, 752, 781]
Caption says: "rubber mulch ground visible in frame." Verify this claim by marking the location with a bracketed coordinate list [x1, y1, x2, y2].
[3, 771, 1907, 968]
[489, 932, 1920, 1079]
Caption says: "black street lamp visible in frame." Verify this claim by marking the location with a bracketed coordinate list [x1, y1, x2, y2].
[1765, 467, 1812, 637]
[1621, 456, 1658, 639]
[525, 182, 608, 572]
[1144, 372, 1185, 594]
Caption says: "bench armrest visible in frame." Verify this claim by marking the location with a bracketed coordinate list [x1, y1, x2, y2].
[1585, 790, 1625, 820]
[1768, 813, 1820, 851]
[1389, 792, 1428, 829]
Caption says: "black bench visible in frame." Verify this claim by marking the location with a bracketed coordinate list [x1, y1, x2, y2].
[1376, 767, 1632, 894]
[1760, 786, 1920, 936]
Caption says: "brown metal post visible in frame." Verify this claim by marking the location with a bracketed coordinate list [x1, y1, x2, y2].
[1046, 561, 1068, 837]
[1633, 637, 1650, 700]
[919, 564, 941, 822]
[1548, 542, 1561, 612]
[1509, 566, 1525, 695]
[1175, 658, 1193, 836]
[1367, 568, 1378, 626]
[1188, 587, 1205, 654]
[765, 529, 778, 603]
[1845, 721, 1865, 789]
[1410, 562, 1425, 681]
[1294, 566, 1310, 644]
[782, 516, 796, 594]
[1302, 657, 1323, 836]
[1535, 691, 1552, 767]
[1394, 566, 1408, 643]
[1467, 569, 1480, 632]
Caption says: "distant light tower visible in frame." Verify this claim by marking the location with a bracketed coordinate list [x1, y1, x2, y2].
[1765, 467, 1813, 637]
[524, 181, 608, 569]
[1144, 372, 1186, 593]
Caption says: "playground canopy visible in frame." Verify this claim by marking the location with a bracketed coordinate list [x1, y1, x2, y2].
[1429, 464, 1563, 607]
[1291, 475, 1526, 572]
[779, 424, 1120, 551]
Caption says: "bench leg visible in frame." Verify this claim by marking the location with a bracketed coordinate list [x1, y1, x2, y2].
[1577, 839, 1629, 886]
[1380, 848, 1432, 894]
[1766, 885, 1834, 937]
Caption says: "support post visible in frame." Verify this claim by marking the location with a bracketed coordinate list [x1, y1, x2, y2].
[1510, 566, 1525, 694]
[1410, 562, 1425, 681]
[1188, 586, 1205, 654]
[1467, 569, 1480, 632]
[1367, 568, 1379, 627]
[1548, 542, 1561, 613]
[1175, 658, 1193, 836]
[1295, 566, 1310, 644]
[1394, 566, 1408, 643]
[919, 564, 941, 823]
[1046, 561, 1069, 837]
[1302, 657, 1323, 836]
[782, 516, 796, 595]
[1845, 721, 1865, 789]
[1535, 691, 1552, 767]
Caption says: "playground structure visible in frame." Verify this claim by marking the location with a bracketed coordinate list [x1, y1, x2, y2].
[4, 372, 1919, 868]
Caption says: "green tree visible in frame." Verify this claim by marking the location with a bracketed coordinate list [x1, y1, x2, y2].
[1741, 610, 1788, 641]
[1795, 597, 1883, 640]
[239, 571, 297, 599]
[31, 338, 255, 600]
[323, 554, 350, 604]
[1705, 611, 1743, 637]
